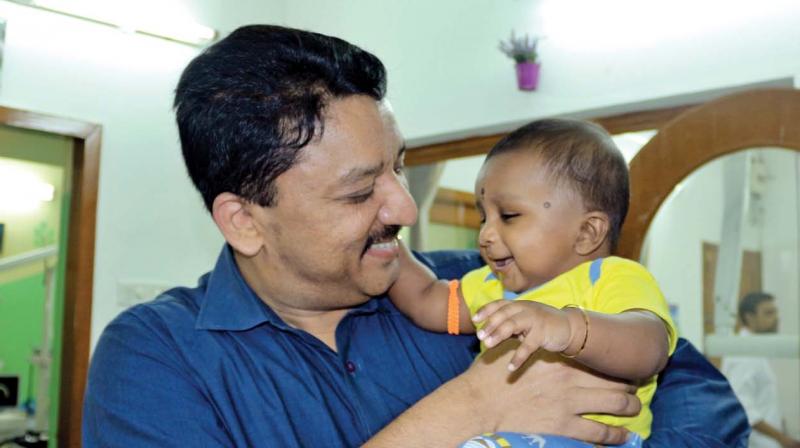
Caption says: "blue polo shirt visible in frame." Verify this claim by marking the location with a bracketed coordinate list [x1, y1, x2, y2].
[83, 246, 480, 447]
[83, 246, 749, 447]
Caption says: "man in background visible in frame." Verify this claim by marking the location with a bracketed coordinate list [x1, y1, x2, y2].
[722, 292, 800, 448]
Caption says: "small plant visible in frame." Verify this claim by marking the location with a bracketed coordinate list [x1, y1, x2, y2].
[498, 31, 539, 64]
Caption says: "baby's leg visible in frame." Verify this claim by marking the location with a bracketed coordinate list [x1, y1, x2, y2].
[459, 432, 643, 448]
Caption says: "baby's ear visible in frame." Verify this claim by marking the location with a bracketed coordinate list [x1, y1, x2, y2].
[212, 193, 264, 257]
[574, 211, 610, 256]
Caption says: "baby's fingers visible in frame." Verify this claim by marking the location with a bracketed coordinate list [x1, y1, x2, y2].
[479, 312, 524, 348]
[474, 301, 515, 341]
[508, 335, 542, 371]
[472, 300, 508, 323]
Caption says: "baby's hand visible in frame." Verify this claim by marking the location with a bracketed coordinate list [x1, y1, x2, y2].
[473, 300, 572, 372]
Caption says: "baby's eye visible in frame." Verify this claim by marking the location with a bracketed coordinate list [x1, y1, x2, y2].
[500, 213, 519, 222]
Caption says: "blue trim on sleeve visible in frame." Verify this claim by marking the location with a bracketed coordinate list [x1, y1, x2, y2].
[589, 258, 603, 285]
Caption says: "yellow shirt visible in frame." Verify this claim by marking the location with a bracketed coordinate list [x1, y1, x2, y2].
[460, 257, 677, 439]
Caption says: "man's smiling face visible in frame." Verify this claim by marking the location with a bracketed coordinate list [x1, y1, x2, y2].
[248, 95, 418, 308]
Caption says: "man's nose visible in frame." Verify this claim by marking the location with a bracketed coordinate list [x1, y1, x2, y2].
[378, 174, 418, 227]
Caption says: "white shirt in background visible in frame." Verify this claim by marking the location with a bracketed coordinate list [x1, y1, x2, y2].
[721, 329, 783, 448]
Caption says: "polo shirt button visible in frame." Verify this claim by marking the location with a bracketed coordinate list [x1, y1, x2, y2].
[345, 360, 356, 373]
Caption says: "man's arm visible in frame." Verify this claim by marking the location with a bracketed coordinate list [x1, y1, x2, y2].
[646, 338, 751, 447]
[83, 311, 232, 447]
[366, 341, 641, 447]
[751, 421, 800, 448]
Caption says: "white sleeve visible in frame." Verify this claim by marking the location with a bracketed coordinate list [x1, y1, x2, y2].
[721, 358, 766, 424]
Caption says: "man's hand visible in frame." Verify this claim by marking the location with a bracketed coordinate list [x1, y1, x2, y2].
[464, 339, 640, 445]
[778, 434, 800, 448]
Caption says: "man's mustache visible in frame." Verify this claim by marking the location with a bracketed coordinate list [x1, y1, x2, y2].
[365, 225, 401, 248]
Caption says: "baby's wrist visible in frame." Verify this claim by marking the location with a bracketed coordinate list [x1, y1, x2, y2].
[561, 307, 588, 358]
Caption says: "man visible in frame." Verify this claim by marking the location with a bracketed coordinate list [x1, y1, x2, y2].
[83, 25, 749, 446]
[722, 292, 800, 448]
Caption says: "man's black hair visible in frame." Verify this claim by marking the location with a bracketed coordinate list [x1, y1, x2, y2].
[174, 25, 387, 210]
[738, 291, 774, 324]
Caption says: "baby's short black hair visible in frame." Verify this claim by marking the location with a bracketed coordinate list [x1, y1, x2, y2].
[487, 118, 629, 250]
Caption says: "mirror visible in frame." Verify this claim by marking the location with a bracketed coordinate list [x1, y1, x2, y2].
[642, 147, 800, 440]
[642, 148, 798, 345]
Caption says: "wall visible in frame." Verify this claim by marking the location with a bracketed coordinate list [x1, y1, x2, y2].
[426, 223, 478, 252]
[0, 273, 45, 407]
[277, 0, 800, 140]
[0, 128, 69, 261]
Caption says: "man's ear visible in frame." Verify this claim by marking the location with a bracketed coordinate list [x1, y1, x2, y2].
[741, 313, 754, 329]
[574, 211, 610, 256]
[211, 193, 264, 257]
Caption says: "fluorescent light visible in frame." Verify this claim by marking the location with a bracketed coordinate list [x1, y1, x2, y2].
[0, 166, 55, 214]
[11, 0, 217, 46]
[135, 20, 217, 46]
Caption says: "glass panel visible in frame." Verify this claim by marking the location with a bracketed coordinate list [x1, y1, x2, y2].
[644, 147, 800, 440]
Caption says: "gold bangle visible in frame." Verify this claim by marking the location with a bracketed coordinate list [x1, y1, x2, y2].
[561, 306, 589, 359]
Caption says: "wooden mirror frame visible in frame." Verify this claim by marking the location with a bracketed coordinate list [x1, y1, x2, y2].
[617, 88, 800, 260]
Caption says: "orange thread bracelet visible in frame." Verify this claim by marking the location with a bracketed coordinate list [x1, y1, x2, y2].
[447, 280, 460, 335]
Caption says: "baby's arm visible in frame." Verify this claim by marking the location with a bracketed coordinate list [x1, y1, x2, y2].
[567, 308, 670, 380]
[475, 304, 670, 380]
[389, 241, 475, 334]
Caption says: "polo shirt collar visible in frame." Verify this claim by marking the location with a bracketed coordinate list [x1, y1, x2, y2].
[195, 245, 384, 331]
[196, 245, 283, 331]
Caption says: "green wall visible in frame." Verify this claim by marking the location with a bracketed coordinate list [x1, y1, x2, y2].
[0, 272, 46, 408]
[426, 223, 478, 251]
[0, 125, 71, 446]
[400, 222, 479, 252]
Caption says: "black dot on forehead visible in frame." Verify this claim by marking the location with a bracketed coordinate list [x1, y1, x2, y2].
[543, 201, 551, 209]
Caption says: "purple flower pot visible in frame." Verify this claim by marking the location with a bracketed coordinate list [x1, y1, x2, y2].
[515, 62, 540, 91]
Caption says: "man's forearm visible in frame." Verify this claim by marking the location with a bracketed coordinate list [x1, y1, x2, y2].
[364, 373, 484, 446]
[753, 420, 799, 447]
[367, 341, 638, 446]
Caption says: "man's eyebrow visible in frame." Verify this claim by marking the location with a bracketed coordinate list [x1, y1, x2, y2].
[339, 144, 406, 185]
[339, 161, 385, 185]
[398, 144, 407, 159]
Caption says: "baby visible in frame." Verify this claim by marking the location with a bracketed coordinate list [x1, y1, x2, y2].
[390, 118, 677, 443]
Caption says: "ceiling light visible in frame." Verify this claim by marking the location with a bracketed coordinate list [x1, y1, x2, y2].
[0, 166, 55, 214]
[9, 0, 217, 46]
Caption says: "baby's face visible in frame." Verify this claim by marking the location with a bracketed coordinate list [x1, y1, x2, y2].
[474, 151, 586, 292]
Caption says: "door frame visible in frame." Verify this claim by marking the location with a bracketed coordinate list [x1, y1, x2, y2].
[0, 106, 100, 448]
